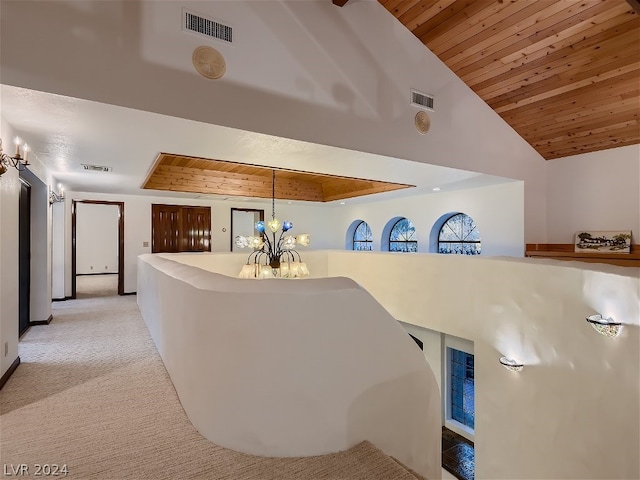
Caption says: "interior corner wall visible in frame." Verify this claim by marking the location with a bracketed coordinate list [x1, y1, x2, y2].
[19, 167, 53, 323]
[546, 145, 640, 243]
[0, 119, 20, 377]
[29, 173, 52, 322]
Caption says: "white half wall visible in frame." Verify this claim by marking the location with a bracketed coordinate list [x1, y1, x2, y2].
[546, 144, 640, 244]
[137, 254, 442, 479]
[76, 202, 119, 274]
[159, 250, 640, 479]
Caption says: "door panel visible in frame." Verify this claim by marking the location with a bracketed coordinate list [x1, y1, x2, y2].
[19, 179, 31, 335]
[152, 204, 181, 253]
[152, 204, 211, 253]
[182, 207, 211, 252]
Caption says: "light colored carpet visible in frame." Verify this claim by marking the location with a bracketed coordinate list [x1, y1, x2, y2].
[0, 289, 423, 479]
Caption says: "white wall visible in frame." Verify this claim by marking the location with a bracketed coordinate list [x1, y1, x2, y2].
[324, 251, 639, 480]
[0, 0, 548, 243]
[336, 181, 524, 257]
[399, 322, 444, 422]
[162, 251, 640, 479]
[0, 117, 53, 377]
[51, 201, 65, 299]
[76, 202, 119, 274]
[20, 168, 53, 322]
[0, 119, 20, 377]
[61, 191, 336, 295]
[546, 144, 640, 244]
[60, 182, 525, 295]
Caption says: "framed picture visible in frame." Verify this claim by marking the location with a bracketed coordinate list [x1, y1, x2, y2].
[575, 230, 632, 253]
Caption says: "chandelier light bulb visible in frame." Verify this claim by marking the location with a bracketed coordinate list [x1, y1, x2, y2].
[267, 218, 281, 233]
[296, 233, 311, 246]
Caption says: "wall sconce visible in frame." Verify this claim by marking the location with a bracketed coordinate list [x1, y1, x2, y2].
[0, 137, 30, 177]
[499, 356, 524, 372]
[49, 183, 65, 204]
[586, 314, 622, 338]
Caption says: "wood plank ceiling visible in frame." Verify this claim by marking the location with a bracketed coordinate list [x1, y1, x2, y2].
[378, 0, 640, 159]
[143, 153, 414, 202]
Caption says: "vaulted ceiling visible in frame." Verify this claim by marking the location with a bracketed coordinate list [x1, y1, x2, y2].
[378, 0, 640, 160]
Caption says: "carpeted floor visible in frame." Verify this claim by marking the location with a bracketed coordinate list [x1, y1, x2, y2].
[0, 281, 424, 479]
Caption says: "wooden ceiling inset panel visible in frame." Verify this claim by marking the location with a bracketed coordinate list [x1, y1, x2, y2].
[380, 0, 640, 159]
[143, 153, 414, 202]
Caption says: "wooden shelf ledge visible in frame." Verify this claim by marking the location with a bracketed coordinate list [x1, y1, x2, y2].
[525, 244, 640, 267]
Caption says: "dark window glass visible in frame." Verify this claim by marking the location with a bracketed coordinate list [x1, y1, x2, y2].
[450, 348, 475, 430]
[438, 213, 481, 255]
[353, 221, 373, 251]
[389, 218, 417, 253]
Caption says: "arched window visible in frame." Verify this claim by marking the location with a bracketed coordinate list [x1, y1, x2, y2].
[438, 213, 481, 255]
[389, 218, 417, 252]
[353, 221, 373, 251]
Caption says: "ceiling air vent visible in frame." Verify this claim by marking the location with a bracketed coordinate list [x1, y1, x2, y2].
[183, 8, 233, 44]
[82, 164, 112, 172]
[411, 89, 434, 111]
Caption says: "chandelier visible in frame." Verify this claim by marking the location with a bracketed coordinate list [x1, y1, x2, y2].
[236, 170, 310, 279]
[0, 137, 30, 177]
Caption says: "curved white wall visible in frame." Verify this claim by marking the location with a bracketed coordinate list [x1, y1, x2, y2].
[137, 254, 442, 479]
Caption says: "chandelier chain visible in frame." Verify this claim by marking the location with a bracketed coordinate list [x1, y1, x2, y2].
[272, 170, 276, 219]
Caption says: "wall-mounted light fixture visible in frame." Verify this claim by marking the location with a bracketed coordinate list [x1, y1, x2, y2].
[586, 314, 622, 338]
[499, 356, 524, 372]
[0, 137, 30, 177]
[49, 183, 65, 204]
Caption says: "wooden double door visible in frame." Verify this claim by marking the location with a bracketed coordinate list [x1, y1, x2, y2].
[151, 204, 212, 253]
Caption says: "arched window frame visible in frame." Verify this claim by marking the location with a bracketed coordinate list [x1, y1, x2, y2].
[352, 220, 373, 251]
[388, 217, 417, 253]
[437, 213, 481, 255]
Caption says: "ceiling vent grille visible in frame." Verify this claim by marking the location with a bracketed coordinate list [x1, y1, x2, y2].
[183, 9, 233, 44]
[411, 89, 434, 111]
[82, 164, 112, 172]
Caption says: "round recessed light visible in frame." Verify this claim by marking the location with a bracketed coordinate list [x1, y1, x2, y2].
[432, 187, 441, 191]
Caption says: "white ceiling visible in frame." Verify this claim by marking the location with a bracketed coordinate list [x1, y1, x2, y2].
[1, 84, 516, 204]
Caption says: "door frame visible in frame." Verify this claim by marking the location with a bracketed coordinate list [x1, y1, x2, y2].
[18, 177, 31, 336]
[71, 200, 125, 298]
[230, 208, 265, 251]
